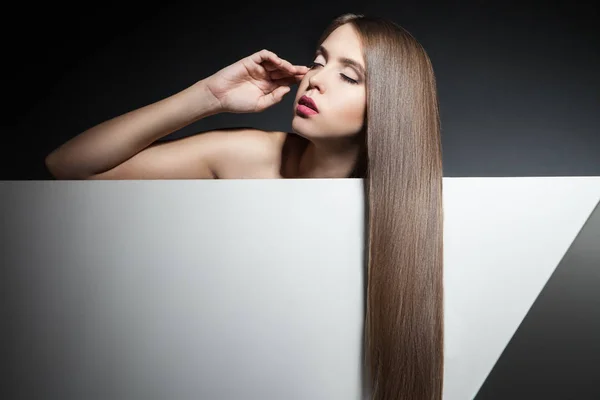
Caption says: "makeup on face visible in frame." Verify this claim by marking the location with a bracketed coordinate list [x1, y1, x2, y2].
[296, 95, 319, 117]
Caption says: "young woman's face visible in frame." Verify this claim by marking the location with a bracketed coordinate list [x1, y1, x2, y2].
[292, 23, 366, 140]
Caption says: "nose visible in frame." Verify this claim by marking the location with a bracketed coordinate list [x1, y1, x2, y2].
[307, 69, 326, 93]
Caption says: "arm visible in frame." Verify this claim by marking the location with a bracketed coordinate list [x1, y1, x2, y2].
[45, 49, 307, 180]
[84, 127, 280, 180]
[45, 80, 221, 180]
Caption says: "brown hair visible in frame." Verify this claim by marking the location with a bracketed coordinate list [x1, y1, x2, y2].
[318, 13, 444, 399]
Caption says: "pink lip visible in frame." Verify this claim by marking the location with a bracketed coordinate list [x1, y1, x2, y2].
[298, 95, 319, 113]
[296, 104, 318, 116]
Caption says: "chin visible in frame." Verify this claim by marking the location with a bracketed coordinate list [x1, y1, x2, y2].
[291, 118, 314, 139]
[291, 117, 333, 141]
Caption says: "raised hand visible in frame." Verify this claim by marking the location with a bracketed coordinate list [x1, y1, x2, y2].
[203, 49, 308, 113]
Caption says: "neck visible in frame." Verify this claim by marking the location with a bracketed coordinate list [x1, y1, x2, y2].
[296, 135, 362, 179]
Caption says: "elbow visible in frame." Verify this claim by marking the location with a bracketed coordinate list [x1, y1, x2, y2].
[45, 154, 88, 180]
[45, 153, 61, 179]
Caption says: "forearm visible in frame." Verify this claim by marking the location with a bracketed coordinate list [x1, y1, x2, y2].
[45, 79, 222, 179]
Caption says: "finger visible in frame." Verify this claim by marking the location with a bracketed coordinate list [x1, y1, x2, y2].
[257, 84, 291, 111]
[269, 67, 308, 80]
[263, 58, 296, 75]
[249, 50, 279, 72]
[288, 74, 306, 85]
[251, 49, 282, 69]
[269, 85, 291, 104]
[293, 65, 310, 74]
[268, 70, 284, 80]
[269, 69, 294, 80]
[250, 49, 278, 64]
[253, 49, 297, 75]
[261, 59, 281, 72]
[270, 63, 308, 75]
[272, 76, 303, 87]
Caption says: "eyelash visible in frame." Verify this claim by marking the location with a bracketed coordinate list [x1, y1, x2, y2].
[308, 62, 358, 84]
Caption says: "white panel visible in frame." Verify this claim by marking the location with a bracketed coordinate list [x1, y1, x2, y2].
[2, 176, 599, 399]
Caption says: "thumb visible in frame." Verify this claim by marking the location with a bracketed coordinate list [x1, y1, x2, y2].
[268, 85, 291, 105]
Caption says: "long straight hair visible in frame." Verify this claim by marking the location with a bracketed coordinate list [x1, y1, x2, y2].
[318, 14, 445, 399]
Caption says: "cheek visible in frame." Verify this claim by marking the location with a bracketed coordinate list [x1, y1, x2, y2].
[335, 94, 366, 122]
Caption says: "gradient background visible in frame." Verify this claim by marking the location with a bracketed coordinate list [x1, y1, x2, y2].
[4, 0, 599, 179]
[2, 0, 599, 398]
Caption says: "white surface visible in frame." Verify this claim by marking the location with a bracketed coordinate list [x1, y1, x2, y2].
[2, 177, 599, 399]
[442, 176, 600, 399]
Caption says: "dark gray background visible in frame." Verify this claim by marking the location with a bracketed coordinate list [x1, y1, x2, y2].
[2, 1, 599, 398]
[3, 0, 599, 180]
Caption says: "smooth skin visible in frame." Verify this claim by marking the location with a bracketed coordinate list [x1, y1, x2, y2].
[45, 24, 366, 180]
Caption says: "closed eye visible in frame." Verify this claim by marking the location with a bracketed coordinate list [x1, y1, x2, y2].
[308, 62, 359, 85]
[341, 74, 358, 84]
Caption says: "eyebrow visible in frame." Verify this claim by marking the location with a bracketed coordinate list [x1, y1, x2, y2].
[316, 45, 365, 77]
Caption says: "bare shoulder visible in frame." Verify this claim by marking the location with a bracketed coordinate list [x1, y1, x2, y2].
[208, 128, 289, 179]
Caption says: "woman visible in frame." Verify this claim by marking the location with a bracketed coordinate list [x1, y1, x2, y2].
[46, 13, 445, 400]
